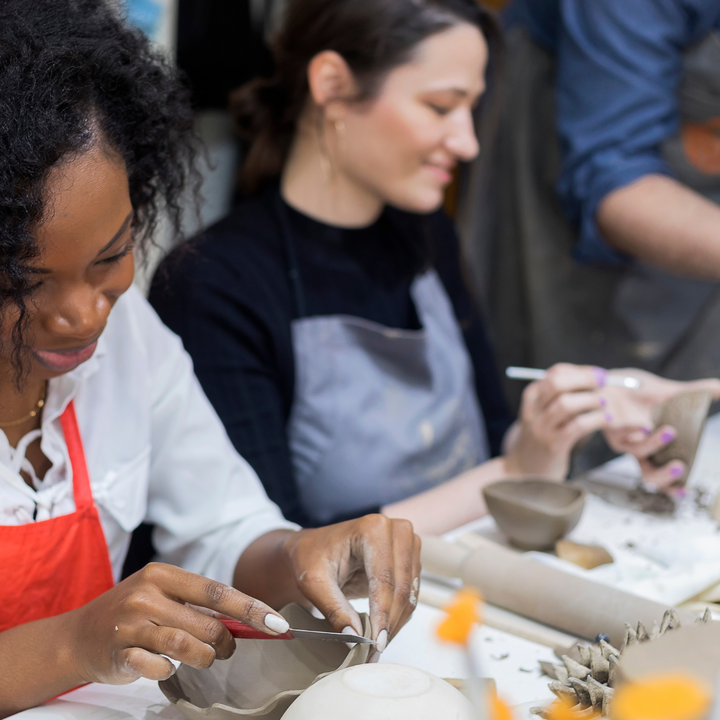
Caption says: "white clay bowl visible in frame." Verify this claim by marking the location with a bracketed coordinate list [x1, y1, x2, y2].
[282, 663, 477, 720]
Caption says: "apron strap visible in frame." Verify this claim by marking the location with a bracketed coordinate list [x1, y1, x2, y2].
[60, 401, 93, 511]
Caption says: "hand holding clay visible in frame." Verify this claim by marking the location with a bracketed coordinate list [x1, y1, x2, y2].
[281, 515, 421, 655]
[601, 369, 720, 492]
[503, 363, 610, 479]
[64, 563, 290, 686]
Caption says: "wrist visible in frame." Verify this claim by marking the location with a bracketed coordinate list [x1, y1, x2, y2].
[501, 452, 525, 477]
[58, 607, 94, 686]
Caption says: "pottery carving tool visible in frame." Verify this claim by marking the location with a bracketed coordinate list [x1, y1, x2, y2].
[506, 366, 640, 389]
[221, 618, 376, 645]
[421, 536, 696, 647]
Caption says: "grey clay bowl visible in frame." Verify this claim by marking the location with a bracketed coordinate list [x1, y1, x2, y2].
[159, 604, 372, 720]
[483, 478, 586, 551]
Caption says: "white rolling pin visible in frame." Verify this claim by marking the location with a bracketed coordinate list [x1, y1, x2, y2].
[421, 536, 695, 647]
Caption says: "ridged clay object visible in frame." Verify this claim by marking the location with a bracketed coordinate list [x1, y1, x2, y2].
[531, 609, 712, 718]
[158, 604, 372, 720]
[555, 540, 614, 570]
[483, 479, 586, 551]
[650, 390, 713, 485]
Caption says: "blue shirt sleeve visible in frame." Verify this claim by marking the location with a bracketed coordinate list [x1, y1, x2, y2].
[554, 0, 720, 264]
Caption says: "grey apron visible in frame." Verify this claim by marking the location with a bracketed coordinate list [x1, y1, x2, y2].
[460, 28, 720, 413]
[279, 203, 489, 525]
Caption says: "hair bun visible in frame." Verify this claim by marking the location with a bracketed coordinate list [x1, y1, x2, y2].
[230, 76, 288, 141]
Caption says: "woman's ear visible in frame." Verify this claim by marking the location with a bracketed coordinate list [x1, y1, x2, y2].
[307, 50, 357, 115]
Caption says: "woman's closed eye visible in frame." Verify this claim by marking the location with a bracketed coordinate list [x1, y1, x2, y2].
[426, 102, 453, 116]
[97, 240, 134, 266]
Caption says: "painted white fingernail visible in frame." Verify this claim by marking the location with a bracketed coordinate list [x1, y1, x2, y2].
[264, 614, 290, 634]
[368, 652, 381, 663]
[376, 629, 388, 653]
[342, 626, 358, 636]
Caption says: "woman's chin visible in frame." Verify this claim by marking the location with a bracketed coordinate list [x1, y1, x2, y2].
[387, 185, 445, 214]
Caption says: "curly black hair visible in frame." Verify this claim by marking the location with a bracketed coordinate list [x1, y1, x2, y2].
[0, 0, 199, 378]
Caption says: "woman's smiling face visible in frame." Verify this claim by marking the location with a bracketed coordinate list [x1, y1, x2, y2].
[2, 142, 135, 380]
[333, 23, 488, 213]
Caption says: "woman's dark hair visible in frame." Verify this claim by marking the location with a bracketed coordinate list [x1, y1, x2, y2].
[0, 0, 199, 378]
[231, 0, 501, 195]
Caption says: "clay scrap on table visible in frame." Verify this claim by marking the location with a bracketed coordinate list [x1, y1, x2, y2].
[555, 540, 613, 570]
[530, 608, 712, 719]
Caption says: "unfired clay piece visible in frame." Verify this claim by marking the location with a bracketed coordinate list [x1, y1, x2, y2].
[158, 604, 371, 720]
[281, 663, 477, 720]
[533, 609, 713, 718]
[650, 390, 713, 485]
[483, 479, 586, 550]
[618, 621, 720, 688]
[555, 539, 614, 570]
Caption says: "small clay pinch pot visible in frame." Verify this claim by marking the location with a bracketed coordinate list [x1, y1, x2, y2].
[483, 479, 586, 551]
[649, 389, 713, 485]
[159, 603, 372, 720]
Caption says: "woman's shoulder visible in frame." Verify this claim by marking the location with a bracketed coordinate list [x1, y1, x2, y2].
[159, 189, 285, 285]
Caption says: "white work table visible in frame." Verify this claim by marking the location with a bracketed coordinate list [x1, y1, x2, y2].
[16, 415, 720, 718]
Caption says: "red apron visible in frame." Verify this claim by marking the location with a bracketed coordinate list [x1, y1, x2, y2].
[0, 400, 114, 632]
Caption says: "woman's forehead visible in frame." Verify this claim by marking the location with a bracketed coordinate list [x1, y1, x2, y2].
[386, 24, 488, 96]
[33, 146, 131, 267]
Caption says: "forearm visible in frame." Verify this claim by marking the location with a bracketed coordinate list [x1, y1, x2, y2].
[597, 175, 720, 279]
[0, 613, 85, 718]
[233, 529, 307, 609]
[381, 456, 510, 535]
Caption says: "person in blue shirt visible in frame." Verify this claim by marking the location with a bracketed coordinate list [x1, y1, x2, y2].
[461, 0, 720, 396]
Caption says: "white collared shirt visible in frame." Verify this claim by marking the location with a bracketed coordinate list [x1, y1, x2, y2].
[0, 287, 296, 585]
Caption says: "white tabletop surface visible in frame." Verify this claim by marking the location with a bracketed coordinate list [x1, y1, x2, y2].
[16, 414, 720, 718]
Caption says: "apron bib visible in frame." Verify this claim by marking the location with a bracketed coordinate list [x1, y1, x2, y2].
[278, 201, 489, 525]
[461, 27, 720, 412]
[0, 401, 114, 632]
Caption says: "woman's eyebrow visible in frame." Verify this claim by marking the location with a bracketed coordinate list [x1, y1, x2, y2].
[29, 211, 134, 276]
[96, 211, 133, 257]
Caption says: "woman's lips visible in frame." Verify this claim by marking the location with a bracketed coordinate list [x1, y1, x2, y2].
[425, 164, 454, 185]
[33, 341, 98, 373]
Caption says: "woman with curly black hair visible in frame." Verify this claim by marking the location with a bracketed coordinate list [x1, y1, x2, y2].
[0, 1, 419, 713]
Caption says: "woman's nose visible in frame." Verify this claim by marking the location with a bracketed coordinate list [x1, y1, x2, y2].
[446, 109, 480, 161]
[44, 286, 110, 341]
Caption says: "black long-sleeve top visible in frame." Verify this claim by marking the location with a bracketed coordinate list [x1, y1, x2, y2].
[150, 187, 512, 526]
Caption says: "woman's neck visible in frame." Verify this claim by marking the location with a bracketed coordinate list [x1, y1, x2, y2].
[0, 372, 46, 447]
[281, 117, 384, 228]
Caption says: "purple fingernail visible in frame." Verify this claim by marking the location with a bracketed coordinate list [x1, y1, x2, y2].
[599, 396, 607, 407]
[642, 426, 652, 435]
[593, 367, 607, 388]
[661, 430, 676, 444]
[670, 465, 684, 478]
[604, 413, 613, 423]
[674, 487, 687, 499]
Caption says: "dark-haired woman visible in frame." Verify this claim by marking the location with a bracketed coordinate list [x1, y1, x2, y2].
[0, 1, 419, 713]
[152, 0, 720, 534]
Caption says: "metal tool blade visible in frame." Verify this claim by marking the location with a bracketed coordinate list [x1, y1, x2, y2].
[290, 628, 376, 645]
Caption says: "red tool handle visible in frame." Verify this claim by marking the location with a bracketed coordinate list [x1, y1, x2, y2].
[221, 618, 294, 640]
